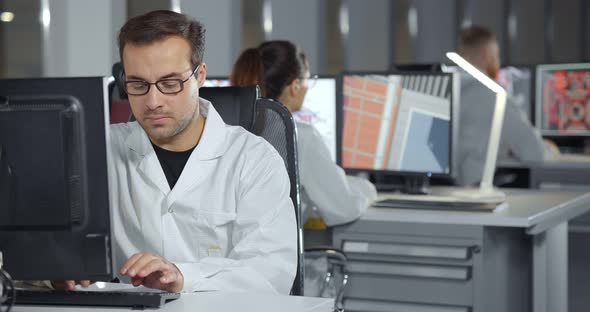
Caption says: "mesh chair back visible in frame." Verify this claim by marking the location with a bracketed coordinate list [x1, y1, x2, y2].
[253, 98, 304, 296]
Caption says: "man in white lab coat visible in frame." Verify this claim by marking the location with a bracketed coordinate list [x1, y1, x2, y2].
[59, 10, 297, 294]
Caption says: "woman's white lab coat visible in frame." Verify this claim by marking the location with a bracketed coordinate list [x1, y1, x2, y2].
[296, 121, 377, 226]
[107, 99, 297, 293]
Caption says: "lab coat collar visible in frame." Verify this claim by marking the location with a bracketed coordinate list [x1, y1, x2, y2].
[124, 98, 227, 160]
[124, 98, 228, 197]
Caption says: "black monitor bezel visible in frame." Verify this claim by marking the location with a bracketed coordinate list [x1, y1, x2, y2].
[336, 70, 454, 179]
[0, 77, 113, 281]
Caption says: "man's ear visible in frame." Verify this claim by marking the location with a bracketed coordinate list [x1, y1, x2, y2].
[197, 63, 208, 88]
[289, 79, 301, 97]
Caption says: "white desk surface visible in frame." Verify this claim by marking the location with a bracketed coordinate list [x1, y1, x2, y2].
[12, 291, 334, 312]
[367, 188, 590, 234]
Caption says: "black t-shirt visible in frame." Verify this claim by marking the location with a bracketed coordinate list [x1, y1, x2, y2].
[152, 143, 196, 189]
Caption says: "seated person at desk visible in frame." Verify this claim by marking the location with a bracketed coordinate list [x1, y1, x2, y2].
[230, 40, 377, 227]
[55, 10, 297, 293]
[455, 25, 557, 185]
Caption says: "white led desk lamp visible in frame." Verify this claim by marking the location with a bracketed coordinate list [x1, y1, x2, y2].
[446, 52, 507, 202]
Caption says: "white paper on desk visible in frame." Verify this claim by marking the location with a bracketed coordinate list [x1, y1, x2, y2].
[493, 202, 509, 212]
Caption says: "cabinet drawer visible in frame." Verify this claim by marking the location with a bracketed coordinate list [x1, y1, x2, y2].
[343, 240, 471, 260]
[345, 270, 473, 306]
[348, 261, 471, 281]
[345, 298, 470, 312]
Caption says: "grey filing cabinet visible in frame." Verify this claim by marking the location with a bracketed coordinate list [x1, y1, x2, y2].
[332, 188, 590, 312]
[334, 221, 530, 312]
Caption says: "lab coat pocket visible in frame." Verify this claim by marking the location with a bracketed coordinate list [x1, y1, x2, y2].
[193, 211, 236, 259]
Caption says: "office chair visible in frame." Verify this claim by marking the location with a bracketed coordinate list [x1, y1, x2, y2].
[304, 248, 348, 312]
[110, 62, 132, 124]
[252, 98, 304, 296]
[254, 98, 351, 307]
[199, 86, 259, 129]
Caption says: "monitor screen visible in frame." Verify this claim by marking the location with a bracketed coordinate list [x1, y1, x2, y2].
[203, 77, 231, 87]
[498, 66, 533, 121]
[293, 77, 337, 161]
[340, 73, 453, 176]
[0, 77, 112, 281]
[536, 63, 590, 136]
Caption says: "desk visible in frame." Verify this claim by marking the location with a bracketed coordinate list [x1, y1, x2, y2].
[498, 158, 590, 312]
[497, 157, 590, 189]
[12, 292, 333, 312]
[333, 188, 590, 312]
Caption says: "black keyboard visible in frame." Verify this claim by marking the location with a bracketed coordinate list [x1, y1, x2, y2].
[374, 198, 498, 212]
[15, 288, 180, 308]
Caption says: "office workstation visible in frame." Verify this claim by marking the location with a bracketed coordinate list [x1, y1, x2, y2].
[1, 1, 590, 312]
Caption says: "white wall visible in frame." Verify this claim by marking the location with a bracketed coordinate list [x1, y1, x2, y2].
[343, 0, 391, 71]
[44, 0, 117, 77]
[268, 0, 322, 75]
[413, 0, 456, 63]
[181, 0, 241, 77]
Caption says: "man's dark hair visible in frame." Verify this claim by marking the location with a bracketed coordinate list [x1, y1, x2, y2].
[118, 10, 206, 69]
[457, 25, 496, 55]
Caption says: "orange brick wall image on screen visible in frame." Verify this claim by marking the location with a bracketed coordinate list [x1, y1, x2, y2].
[342, 75, 401, 169]
[540, 69, 590, 133]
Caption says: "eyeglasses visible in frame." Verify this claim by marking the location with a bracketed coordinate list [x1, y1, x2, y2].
[305, 75, 319, 89]
[124, 65, 200, 96]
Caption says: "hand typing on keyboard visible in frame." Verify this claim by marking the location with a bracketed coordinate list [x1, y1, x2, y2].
[52, 280, 92, 291]
[120, 252, 184, 293]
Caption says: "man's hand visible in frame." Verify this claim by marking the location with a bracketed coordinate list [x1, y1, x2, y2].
[52, 280, 91, 291]
[120, 253, 184, 293]
[544, 139, 560, 157]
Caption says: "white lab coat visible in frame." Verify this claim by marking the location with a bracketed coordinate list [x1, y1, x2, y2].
[107, 99, 297, 294]
[296, 121, 377, 226]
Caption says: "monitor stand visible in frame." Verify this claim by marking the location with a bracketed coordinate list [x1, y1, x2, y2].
[373, 174, 434, 195]
[402, 176, 431, 195]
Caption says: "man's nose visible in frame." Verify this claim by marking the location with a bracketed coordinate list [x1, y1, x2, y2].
[144, 85, 162, 110]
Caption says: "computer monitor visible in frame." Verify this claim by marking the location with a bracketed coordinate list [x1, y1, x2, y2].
[536, 63, 590, 136]
[498, 65, 534, 121]
[203, 77, 231, 87]
[292, 76, 337, 161]
[338, 72, 453, 190]
[391, 63, 444, 73]
[0, 77, 113, 281]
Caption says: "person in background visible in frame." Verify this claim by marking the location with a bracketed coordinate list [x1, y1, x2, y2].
[230, 40, 377, 228]
[455, 25, 556, 186]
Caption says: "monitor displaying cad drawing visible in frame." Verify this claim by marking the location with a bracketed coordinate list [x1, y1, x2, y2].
[536, 63, 590, 136]
[340, 73, 453, 176]
[292, 77, 337, 161]
[203, 77, 231, 87]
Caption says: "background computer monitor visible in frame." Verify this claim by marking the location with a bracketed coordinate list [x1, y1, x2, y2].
[0, 77, 113, 281]
[338, 72, 453, 178]
[536, 63, 590, 136]
[203, 77, 231, 87]
[498, 65, 534, 122]
[391, 63, 443, 73]
[292, 76, 337, 161]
